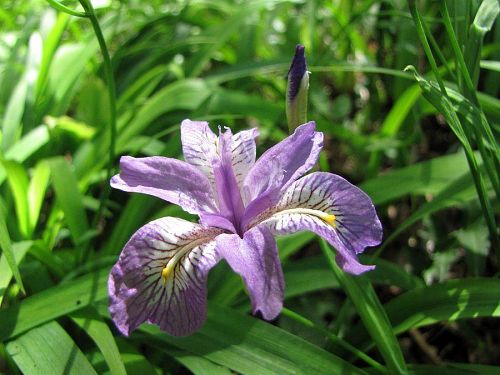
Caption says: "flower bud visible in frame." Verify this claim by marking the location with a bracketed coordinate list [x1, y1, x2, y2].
[286, 44, 309, 132]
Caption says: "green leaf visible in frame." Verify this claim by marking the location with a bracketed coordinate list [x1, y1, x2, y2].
[0, 215, 25, 295]
[0, 126, 50, 198]
[385, 278, 500, 335]
[0, 241, 31, 305]
[71, 308, 126, 375]
[320, 239, 408, 374]
[6, 321, 97, 374]
[1, 76, 28, 152]
[284, 255, 423, 299]
[480, 60, 500, 73]
[140, 305, 367, 375]
[27, 160, 50, 233]
[165, 349, 232, 375]
[116, 79, 214, 152]
[361, 151, 472, 205]
[0, 269, 108, 341]
[0, 160, 30, 237]
[407, 66, 498, 252]
[47, 157, 89, 245]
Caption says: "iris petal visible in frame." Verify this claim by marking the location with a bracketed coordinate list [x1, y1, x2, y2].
[110, 156, 217, 215]
[254, 172, 382, 275]
[216, 225, 284, 319]
[108, 217, 223, 336]
[243, 121, 323, 204]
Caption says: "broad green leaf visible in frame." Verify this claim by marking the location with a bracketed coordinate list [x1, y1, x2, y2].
[1, 160, 30, 237]
[165, 349, 232, 375]
[140, 305, 367, 375]
[1, 77, 28, 152]
[351, 278, 500, 357]
[116, 79, 214, 151]
[277, 231, 315, 261]
[0, 269, 108, 341]
[47, 157, 89, 244]
[27, 160, 50, 233]
[35, 12, 69, 99]
[0, 126, 50, 186]
[361, 151, 472, 205]
[0, 241, 31, 305]
[6, 321, 97, 375]
[0, 215, 25, 295]
[284, 255, 423, 299]
[71, 308, 126, 375]
[386, 278, 500, 335]
[320, 240, 408, 374]
[480, 60, 500, 73]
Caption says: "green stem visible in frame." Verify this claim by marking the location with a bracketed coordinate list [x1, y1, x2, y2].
[440, 1, 500, 199]
[46, 0, 88, 17]
[408, 1, 499, 255]
[281, 308, 387, 373]
[408, 1, 448, 94]
[78, 0, 117, 262]
[440, 2, 479, 105]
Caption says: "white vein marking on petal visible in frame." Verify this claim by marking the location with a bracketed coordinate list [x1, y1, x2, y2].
[268, 208, 336, 227]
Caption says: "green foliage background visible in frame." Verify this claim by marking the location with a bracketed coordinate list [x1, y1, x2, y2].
[0, 0, 499, 374]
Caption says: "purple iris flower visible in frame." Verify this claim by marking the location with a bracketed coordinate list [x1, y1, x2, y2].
[108, 120, 382, 336]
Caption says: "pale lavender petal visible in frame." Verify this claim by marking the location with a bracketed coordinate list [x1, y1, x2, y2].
[243, 122, 323, 203]
[180, 119, 218, 186]
[216, 225, 284, 320]
[212, 128, 245, 229]
[254, 172, 382, 275]
[108, 217, 223, 336]
[110, 156, 217, 215]
[181, 119, 258, 195]
[199, 212, 237, 233]
[231, 128, 259, 193]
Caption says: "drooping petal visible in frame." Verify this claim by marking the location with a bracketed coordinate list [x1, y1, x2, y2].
[110, 156, 217, 215]
[253, 172, 382, 275]
[216, 225, 284, 320]
[108, 217, 223, 336]
[243, 122, 323, 204]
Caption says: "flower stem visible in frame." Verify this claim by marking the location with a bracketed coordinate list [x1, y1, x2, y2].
[78, 0, 117, 262]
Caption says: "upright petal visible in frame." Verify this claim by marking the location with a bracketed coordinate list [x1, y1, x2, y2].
[231, 127, 259, 190]
[216, 226, 284, 320]
[243, 122, 323, 203]
[181, 119, 219, 186]
[252, 172, 382, 275]
[108, 217, 223, 336]
[181, 119, 259, 192]
[212, 128, 245, 229]
[111, 156, 217, 215]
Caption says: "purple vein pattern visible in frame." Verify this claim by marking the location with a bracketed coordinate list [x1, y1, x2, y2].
[109, 120, 383, 336]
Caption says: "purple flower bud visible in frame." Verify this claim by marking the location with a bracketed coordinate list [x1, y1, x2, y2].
[286, 44, 309, 132]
